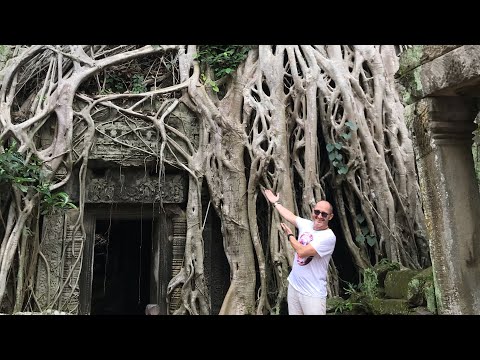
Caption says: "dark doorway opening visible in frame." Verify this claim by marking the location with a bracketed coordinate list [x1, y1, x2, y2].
[91, 219, 152, 315]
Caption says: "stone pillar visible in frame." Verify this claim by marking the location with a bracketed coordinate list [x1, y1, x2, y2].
[411, 96, 480, 314]
[169, 214, 186, 314]
[36, 209, 83, 313]
[35, 214, 65, 310]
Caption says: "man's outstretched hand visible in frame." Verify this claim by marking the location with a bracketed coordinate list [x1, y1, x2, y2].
[264, 189, 279, 204]
[280, 222, 293, 236]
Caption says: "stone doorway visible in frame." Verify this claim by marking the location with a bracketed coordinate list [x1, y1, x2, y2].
[79, 204, 173, 315]
[90, 218, 152, 315]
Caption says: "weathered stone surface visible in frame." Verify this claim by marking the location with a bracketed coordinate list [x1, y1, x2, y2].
[384, 269, 421, 299]
[398, 45, 480, 104]
[373, 261, 401, 288]
[35, 214, 66, 309]
[407, 97, 477, 160]
[84, 168, 187, 204]
[88, 103, 199, 167]
[368, 298, 411, 315]
[11, 310, 71, 315]
[410, 306, 434, 315]
[398, 45, 461, 77]
[409, 97, 480, 314]
[35, 210, 83, 313]
[407, 267, 434, 307]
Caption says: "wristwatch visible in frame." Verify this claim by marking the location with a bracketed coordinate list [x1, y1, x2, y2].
[273, 201, 280, 207]
[287, 233, 295, 239]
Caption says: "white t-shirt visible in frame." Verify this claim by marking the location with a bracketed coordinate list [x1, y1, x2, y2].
[287, 217, 336, 298]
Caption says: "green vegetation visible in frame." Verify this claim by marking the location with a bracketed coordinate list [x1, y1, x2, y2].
[354, 213, 377, 247]
[100, 72, 147, 95]
[360, 267, 378, 299]
[0, 141, 76, 214]
[326, 120, 357, 175]
[194, 45, 253, 92]
[328, 296, 361, 314]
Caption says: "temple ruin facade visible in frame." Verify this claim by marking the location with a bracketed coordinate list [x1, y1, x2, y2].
[33, 102, 229, 315]
[399, 45, 480, 314]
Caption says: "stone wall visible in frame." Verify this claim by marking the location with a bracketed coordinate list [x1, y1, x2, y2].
[398, 45, 480, 314]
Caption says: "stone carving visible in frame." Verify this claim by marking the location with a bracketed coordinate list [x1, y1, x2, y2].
[35, 209, 83, 313]
[35, 214, 65, 310]
[59, 215, 84, 314]
[89, 103, 199, 166]
[169, 215, 186, 314]
[85, 168, 187, 204]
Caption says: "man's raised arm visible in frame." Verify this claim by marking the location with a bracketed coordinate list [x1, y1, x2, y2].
[264, 189, 298, 227]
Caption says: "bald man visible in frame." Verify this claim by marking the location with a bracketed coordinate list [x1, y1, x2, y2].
[264, 189, 336, 315]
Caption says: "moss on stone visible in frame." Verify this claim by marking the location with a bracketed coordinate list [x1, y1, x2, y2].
[396, 45, 426, 105]
[424, 282, 437, 314]
[367, 298, 412, 315]
[407, 278, 424, 306]
[385, 269, 420, 299]
[398, 45, 424, 77]
[373, 260, 400, 287]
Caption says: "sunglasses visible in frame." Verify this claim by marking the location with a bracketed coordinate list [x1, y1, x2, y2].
[313, 210, 329, 218]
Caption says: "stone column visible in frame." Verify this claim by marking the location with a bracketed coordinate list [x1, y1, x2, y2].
[35, 209, 83, 313]
[411, 96, 480, 314]
[35, 214, 66, 310]
[169, 214, 186, 314]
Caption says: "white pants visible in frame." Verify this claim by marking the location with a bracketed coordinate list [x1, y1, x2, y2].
[287, 283, 326, 315]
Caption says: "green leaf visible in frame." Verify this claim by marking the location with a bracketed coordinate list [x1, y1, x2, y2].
[337, 166, 348, 174]
[361, 226, 370, 235]
[224, 68, 233, 74]
[341, 132, 352, 140]
[355, 234, 365, 244]
[332, 160, 339, 167]
[15, 177, 36, 183]
[329, 152, 337, 161]
[356, 214, 365, 224]
[346, 120, 358, 130]
[334, 142, 343, 150]
[336, 153, 343, 160]
[16, 184, 29, 192]
[366, 235, 377, 247]
[326, 143, 335, 152]
[56, 192, 70, 205]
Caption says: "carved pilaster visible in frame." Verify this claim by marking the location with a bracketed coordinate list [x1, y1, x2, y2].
[59, 210, 84, 314]
[412, 96, 480, 314]
[35, 214, 65, 310]
[169, 215, 186, 314]
[429, 96, 476, 145]
[35, 210, 84, 313]
[412, 97, 477, 159]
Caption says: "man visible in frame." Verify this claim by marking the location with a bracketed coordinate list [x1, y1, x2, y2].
[264, 189, 336, 315]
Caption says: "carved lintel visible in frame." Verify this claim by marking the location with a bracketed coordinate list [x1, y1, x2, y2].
[88, 103, 199, 167]
[85, 168, 187, 204]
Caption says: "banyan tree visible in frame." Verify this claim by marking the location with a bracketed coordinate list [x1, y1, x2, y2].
[0, 45, 430, 314]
